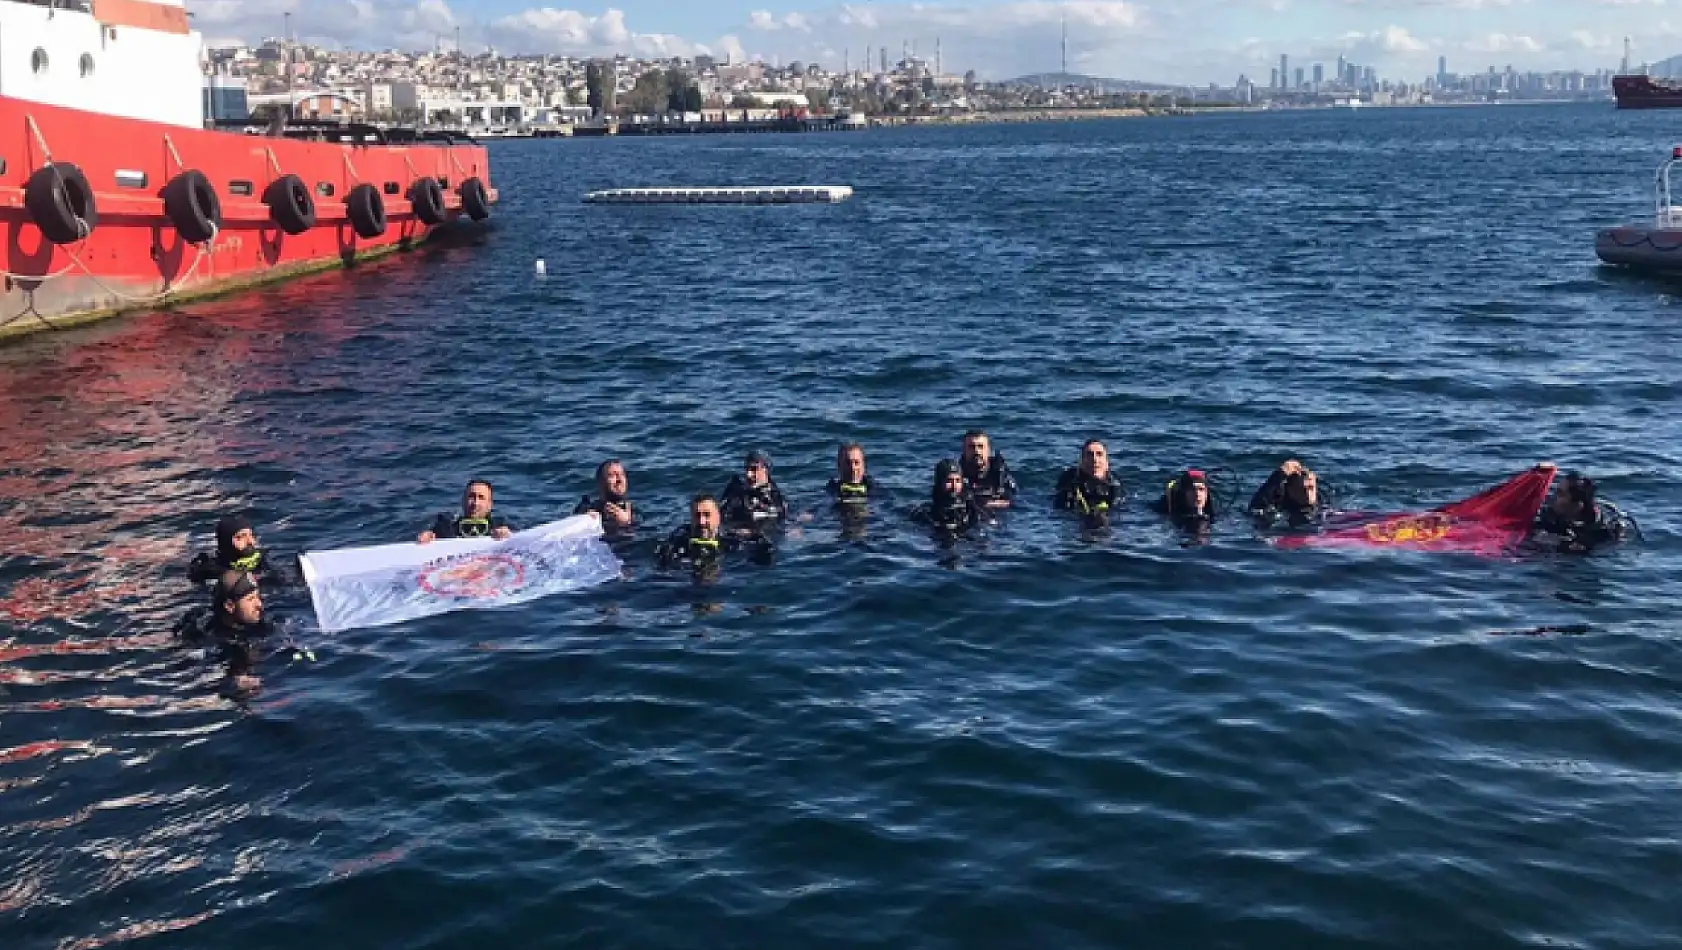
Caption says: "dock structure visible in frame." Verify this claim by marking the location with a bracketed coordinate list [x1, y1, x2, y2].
[583, 186, 854, 205]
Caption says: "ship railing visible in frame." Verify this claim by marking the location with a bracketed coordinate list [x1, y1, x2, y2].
[5, 0, 95, 13]
[1655, 149, 1682, 227]
[210, 117, 479, 147]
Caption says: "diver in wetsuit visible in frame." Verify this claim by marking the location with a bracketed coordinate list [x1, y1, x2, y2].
[1055, 439, 1124, 524]
[718, 451, 789, 528]
[960, 430, 1017, 509]
[188, 514, 275, 583]
[657, 494, 771, 572]
[1248, 458, 1325, 528]
[1533, 472, 1625, 553]
[418, 479, 514, 543]
[913, 459, 983, 537]
[826, 442, 883, 507]
[176, 569, 280, 698]
[574, 459, 635, 534]
[1153, 468, 1218, 527]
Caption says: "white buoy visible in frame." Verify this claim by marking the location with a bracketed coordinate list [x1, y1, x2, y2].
[535, 259, 547, 276]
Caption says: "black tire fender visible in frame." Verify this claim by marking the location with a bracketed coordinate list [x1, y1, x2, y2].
[263, 174, 315, 235]
[162, 169, 222, 244]
[24, 162, 98, 245]
[410, 176, 447, 226]
[345, 183, 386, 239]
[459, 176, 491, 221]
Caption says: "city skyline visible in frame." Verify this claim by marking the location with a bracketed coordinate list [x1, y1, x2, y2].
[188, 1, 1672, 86]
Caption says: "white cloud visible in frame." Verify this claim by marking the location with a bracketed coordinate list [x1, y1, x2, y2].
[1463, 32, 1545, 52]
[1340, 0, 1526, 7]
[1570, 30, 1615, 50]
[1334, 24, 1431, 55]
[747, 9, 813, 31]
[1380, 24, 1429, 51]
[487, 8, 718, 57]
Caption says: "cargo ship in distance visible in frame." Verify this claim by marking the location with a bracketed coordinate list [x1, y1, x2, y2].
[0, 0, 495, 341]
[1613, 73, 1682, 109]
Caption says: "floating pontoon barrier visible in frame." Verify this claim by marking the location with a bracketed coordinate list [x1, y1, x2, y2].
[583, 185, 853, 205]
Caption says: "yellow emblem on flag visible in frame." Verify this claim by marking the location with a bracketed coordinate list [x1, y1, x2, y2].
[1364, 514, 1453, 545]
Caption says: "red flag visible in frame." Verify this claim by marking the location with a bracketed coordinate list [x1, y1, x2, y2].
[1277, 465, 1557, 555]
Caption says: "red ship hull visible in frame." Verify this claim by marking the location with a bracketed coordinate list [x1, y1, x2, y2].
[1613, 74, 1682, 109]
[0, 95, 495, 341]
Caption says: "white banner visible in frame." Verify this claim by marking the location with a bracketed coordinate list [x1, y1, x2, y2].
[299, 515, 621, 633]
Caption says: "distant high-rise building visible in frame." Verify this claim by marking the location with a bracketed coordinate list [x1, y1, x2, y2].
[1294, 67, 1304, 89]
[1437, 55, 1448, 82]
[1312, 62, 1323, 85]
[1270, 67, 1279, 89]
[1336, 54, 1347, 83]
[1279, 54, 1288, 89]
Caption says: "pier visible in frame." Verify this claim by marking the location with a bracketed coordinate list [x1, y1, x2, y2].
[584, 186, 854, 205]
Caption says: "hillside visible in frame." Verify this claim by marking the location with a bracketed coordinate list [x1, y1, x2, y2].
[1004, 72, 1176, 92]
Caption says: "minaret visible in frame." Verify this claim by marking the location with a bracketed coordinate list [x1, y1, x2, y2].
[1621, 36, 1632, 75]
[936, 37, 942, 76]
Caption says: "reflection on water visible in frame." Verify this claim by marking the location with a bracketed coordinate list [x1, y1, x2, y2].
[4, 110, 1682, 950]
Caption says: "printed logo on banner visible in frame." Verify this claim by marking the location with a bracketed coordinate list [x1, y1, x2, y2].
[417, 552, 530, 600]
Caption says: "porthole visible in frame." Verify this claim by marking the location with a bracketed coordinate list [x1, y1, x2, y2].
[31, 48, 48, 75]
[79, 53, 94, 78]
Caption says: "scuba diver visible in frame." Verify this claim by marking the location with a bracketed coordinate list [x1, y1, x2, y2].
[176, 569, 292, 698]
[574, 459, 635, 534]
[1533, 472, 1630, 553]
[1153, 468, 1218, 527]
[718, 450, 789, 528]
[188, 514, 275, 583]
[826, 442, 883, 507]
[1054, 439, 1124, 524]
[960, 430, 1017, 509]
[1248, 458, 1326, 528]
[912, 459, 984, 537]
[418, 479, 515, 543]
[657, 493, 772, 573]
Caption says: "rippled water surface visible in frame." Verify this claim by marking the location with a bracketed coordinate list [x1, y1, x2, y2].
[4, 104, 1682, 950]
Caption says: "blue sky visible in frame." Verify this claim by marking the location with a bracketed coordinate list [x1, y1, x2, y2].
[188, 1, 1670, 85]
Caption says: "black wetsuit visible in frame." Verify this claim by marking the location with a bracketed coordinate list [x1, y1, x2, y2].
[426, 512, 514, 539]
[915, 492, 982, 536]
[189, 515, 278, 583]
[961, 454, 1017, 506]
[718, 476, 788, 526]
[1151, 479, 1217, 527]
[1247, 470, 1321, 527]
[827, 475, 882, 507]
[188, 547, 274, 584]
[1055, 467, 1122, 518]
[656, 526, 771, 570]
[574, 495, 635, 532]
[1534, 505, 1622, 552]
[177, 606, 277, 689]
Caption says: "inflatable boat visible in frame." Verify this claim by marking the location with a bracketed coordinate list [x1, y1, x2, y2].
[1596, 146, 1682, 271]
